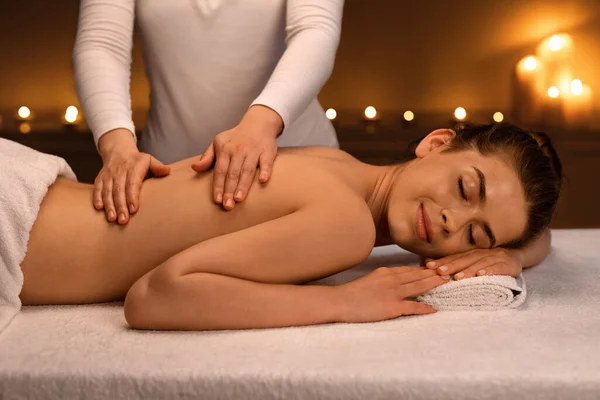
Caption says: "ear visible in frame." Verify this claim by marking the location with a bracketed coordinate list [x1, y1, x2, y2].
[414, 129, 456, 158]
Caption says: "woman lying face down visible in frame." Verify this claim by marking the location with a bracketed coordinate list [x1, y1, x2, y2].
[17, 123, 562, 330]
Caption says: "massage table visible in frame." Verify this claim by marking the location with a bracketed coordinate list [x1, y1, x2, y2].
[1, 229, 599, 399]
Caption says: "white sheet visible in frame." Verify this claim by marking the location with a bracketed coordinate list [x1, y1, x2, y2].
[1, 229, 599, 399]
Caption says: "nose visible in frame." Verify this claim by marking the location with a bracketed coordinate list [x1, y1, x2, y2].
[441, 207, 474, 236]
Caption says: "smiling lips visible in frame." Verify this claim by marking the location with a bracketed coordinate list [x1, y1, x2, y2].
[416, 203, 434, 243]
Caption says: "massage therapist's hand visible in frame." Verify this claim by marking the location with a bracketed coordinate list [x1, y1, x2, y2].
[192, 105, 283, 211]
[335, 267, 449, 323]
[95, 128, 171, 224]
[425, 248, 524, 281]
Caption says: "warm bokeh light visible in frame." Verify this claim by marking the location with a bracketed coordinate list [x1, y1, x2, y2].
[325, 108, 337, 120]
[570, 79, 583, 96]
[493, 112, 504, 123]
[364, 106, 377, 119]
[454, 107, 466, 120]
[18, 122, 31, 134]
[523, 56, 537, 71]
[539, 33, 572, 55]
[403, 110, 414, 121]
[65, 105, 79, 123]
[17, 106, 31, 119]
[547, 86, 560, 98]
[548, 34, 564, 51]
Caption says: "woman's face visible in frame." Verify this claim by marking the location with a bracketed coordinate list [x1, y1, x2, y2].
[388, 129, 528, 258]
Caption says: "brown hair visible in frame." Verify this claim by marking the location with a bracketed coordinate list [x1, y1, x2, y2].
[403, 123, 563, 249]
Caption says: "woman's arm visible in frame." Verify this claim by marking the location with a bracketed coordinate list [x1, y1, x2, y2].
[73, 0, 137, 147]
[123, 201, 443, 330]
[250, 0, 344, 131]
[124, 201, 373, 330]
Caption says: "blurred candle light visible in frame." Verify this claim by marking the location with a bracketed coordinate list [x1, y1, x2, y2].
[493, 112, 504, 123]
[400, 110, 415, 130]
[570, 79, 583, 95]
[454, 107, 466, 121]
[512, 55, 544, 126]
[564, 79, 593, 129]
[17, 106, 31, 120]
[543, 86, 564, 127]
[325, 108, 337, 120]
[523, 56, 537, 71]
[537, 33, 573, 94]
[364, 106, 377, 120]
[64, 106, 79, 124]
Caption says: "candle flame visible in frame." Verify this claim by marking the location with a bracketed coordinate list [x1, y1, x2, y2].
[570, 79, 583, 96]
[65, 106, 79, 123]
[364, 106, 377, 119]
[454, 107, 467, 120]
[17, 106, 31, 119]
[523, 56, 537, 71]
[325, 108, 337, 120]
[547, 86, 560, 98]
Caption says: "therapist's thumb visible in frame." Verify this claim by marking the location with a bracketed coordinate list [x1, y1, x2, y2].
[149, 156, 171, 177]
[192, 143, 215, 172]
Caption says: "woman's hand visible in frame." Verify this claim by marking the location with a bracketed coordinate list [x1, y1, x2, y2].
[95, 129, 171, 224]
[425, 248, 525, 280]
[335, 267, 448, 324]
[192, 105, 282, 211]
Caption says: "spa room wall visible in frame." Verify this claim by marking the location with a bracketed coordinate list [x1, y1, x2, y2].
[0, 0, 599, 228]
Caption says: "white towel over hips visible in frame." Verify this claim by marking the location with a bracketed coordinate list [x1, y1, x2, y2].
[0, 138, 77, 334]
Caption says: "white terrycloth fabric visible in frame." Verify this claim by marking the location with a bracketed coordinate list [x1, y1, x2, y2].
[0, 230, 599, 400]
[0, 138, 77, 334]
[416, 274, 527, 311]
[315, 251, 528, 311]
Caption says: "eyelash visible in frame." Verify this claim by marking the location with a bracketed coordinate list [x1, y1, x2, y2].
[458, 178, 476, 245]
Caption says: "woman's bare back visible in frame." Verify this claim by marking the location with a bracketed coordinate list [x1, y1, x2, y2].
[19, 147, 375, 305]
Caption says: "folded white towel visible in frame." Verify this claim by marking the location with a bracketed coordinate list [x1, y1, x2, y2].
[417, 274, 527, 311]
[0, 138, 77, 334]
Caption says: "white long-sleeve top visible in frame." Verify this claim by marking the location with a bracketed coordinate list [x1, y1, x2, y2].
[74, 0, 343, 164]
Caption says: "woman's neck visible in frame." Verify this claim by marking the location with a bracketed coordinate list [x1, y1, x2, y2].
[362, 162, 406, 246]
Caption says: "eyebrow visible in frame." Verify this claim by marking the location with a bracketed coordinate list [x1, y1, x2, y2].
[472, 166, 496, 248]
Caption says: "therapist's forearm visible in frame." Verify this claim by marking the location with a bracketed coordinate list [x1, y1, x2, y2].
[240, 105, 284, 138]
[510, 229, 551, 268]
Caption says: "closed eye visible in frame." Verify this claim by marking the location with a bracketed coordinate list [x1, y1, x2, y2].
[459, 178, 476, 246]
[458, 177, 467, 200]
[468, 224, 475, 246]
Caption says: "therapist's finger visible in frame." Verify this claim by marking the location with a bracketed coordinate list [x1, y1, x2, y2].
[192, 142, 215, 172]
[234, 154, 259, 202]
[258, 150, 276, 183]
[125, 166, 145, 215]
[93, 177, 104, 210]
[113, 173, 129, 225]
[222, 154, 245, 210]
[102, 179, 117, 222]
[212, 150, 230, 204]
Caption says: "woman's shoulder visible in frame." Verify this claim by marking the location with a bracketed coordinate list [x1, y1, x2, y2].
[278, 146, 359, 163]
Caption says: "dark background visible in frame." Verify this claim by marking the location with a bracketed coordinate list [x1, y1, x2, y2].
[1, 0, 599, 228]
